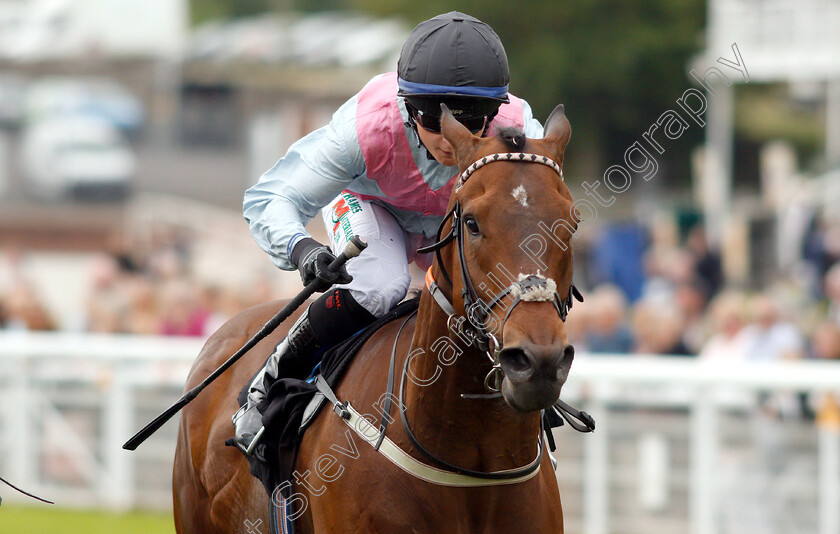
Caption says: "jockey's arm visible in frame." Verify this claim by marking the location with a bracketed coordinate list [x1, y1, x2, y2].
[244, 96, 365, 271]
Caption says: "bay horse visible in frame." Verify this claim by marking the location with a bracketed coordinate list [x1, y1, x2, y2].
[174, 103, 577, 533]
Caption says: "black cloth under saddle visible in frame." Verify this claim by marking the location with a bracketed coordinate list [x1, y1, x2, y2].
[225, 297, 421, 496]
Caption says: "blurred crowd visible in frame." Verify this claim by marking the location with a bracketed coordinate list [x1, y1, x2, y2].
[2, 217, 840, 372]
[562, 214, 840, 424]
[566, 219, 840, 366]
[1, 209, 839, 423]
[0, 229, 279, 338]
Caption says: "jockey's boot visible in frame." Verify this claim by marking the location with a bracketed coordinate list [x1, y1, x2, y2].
[232, 288, 375, 455]
[231, 309, 316, 455]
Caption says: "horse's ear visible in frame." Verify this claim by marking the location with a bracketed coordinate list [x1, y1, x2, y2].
[543, 104, 572, 163]
[440, 104, 480, 170]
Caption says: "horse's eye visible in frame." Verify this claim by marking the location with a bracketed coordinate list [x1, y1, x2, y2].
[464, 216, 481, 236]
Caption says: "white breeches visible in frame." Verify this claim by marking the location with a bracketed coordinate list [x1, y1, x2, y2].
[321, 191, 431, 317]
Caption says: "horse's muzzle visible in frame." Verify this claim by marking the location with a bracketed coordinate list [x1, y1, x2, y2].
[498, 343, 574, 412]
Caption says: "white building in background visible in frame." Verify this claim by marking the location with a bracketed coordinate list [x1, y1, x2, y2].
[0, 0, 187, 61]
[697, 0, 840, 216]
[694, 0, 840, 284]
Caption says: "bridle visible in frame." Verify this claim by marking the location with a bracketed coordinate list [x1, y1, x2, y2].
[375, 151, 584, 482]
[417, 152, 583, 391]
[330, 151, 591, 485]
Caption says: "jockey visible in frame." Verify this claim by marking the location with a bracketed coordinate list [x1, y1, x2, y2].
[233, 11, 545, 453]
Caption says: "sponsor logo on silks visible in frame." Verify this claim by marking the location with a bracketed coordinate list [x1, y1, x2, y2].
[330, 193, 363, 239]
[331, 199, 351, 233]
[325, 289, 342, 310]
[341, 192, 363, 213]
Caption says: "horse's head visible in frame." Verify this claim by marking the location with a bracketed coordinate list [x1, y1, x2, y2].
[437, 104, 577, 413]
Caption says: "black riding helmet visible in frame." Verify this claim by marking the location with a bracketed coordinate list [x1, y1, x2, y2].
[398, 12, 509, 133]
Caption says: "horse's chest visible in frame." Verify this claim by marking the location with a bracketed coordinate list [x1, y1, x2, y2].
[309, 478, 561, 534]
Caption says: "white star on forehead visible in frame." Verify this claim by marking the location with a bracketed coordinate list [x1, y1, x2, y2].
[512, 185, 529, 207]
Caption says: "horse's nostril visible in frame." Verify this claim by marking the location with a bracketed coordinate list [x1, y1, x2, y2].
[562, 344, 575, 362]
[499, 348, 533, 376]
[555, 344, 575, 380]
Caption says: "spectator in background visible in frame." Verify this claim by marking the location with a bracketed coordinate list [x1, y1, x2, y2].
[584, 284, 634, 354]
[674, 281, 709, 354]
[0, 283, 55, 331]
[201, 286, 246, 337]
[801, 215, 831, 297]
[0, 246, 55, 331]
[685, 225, 723, 298]
[156, 278, 210, 337]
[741, 294, 805, 362]
[739, 293, 806, 420]
[632, 298, 691, 356]
[123, 274, 159, 335]
[84, 253, 130, 333]
[810, 321, 840, 426]
[641, 246, 697, 306]
[822, 220, 840, 276]
[699, 291, 750, 362]
[146, 246, 187, 284]
[824, 262, 840, 325]
[640, 246, 678, 304]
[590, 223, 648, 303]
[810, 320, 840, 361]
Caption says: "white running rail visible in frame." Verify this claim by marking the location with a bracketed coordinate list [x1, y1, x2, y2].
[1, 333, 838, 534]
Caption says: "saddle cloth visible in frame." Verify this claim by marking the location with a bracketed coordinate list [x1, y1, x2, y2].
[226, 296, 420, 499]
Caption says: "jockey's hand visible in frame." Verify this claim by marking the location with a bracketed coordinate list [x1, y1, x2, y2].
[291, 238, 353, 291]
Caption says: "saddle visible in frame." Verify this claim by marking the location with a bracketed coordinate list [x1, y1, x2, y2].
[225, 297, 421, 497]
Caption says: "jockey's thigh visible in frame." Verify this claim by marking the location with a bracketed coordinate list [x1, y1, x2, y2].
[321, 191, 412, 318]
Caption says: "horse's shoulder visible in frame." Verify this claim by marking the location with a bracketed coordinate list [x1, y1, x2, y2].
[332, 309, 418, 407]
[354, 308, 418, 363]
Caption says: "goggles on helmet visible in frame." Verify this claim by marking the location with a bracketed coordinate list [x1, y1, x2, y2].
[407, 103, 487, 134]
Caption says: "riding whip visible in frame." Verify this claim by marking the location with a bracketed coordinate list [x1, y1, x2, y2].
[122, 235, 367, 451]
[0, 474, 53, 505]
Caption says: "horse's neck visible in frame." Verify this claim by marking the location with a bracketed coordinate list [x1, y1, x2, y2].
[401, 290, 541, 470]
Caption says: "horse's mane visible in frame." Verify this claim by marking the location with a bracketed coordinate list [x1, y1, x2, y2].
[496, 127, 526, 151]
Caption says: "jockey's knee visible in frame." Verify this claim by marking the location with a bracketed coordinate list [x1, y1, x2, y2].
[347, 272, 411, 318]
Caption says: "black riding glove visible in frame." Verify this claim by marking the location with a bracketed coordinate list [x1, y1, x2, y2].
[290, 238, 353, 291]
